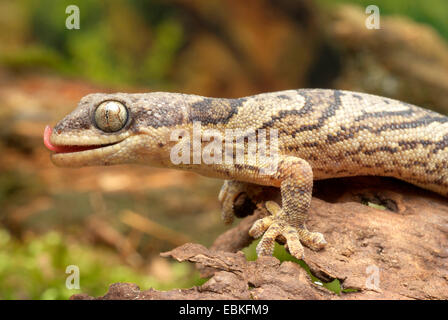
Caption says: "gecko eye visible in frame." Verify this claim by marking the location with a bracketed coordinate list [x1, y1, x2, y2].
[94, 101, 128, 132]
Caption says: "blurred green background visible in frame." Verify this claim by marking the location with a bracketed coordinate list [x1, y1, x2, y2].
[1, 0, 448, 299]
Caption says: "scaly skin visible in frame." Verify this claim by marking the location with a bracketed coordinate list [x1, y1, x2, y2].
[45, 89, 448, 259]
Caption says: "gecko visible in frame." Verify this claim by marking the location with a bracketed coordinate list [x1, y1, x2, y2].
[43, 89, 448, 259]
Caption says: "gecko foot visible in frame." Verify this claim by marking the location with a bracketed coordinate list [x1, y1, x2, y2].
[249, 201, 326, 259]
[219, 180, 263, 224]
[218, 180, 246, 224]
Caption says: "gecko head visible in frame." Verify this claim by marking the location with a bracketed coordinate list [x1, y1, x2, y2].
[44, 92, 187, 167]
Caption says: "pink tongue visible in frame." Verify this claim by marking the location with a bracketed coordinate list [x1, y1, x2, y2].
[43, 126, 60, 152]
[43, 125, 97, 153]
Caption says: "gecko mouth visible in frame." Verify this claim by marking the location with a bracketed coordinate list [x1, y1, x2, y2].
[43, 125, 135, 169]
[43, 125, 133, 168]
[43, 126, 122, 154]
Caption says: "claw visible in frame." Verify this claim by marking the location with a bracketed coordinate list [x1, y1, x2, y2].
[249, 201, 326, 260]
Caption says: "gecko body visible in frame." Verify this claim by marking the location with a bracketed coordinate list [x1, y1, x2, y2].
[44, 89, 448, 259]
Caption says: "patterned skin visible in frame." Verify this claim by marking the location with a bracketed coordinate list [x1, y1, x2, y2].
[44, 89, 448, 259]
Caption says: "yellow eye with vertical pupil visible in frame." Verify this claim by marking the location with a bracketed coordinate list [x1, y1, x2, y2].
[95, 101, 128, 132]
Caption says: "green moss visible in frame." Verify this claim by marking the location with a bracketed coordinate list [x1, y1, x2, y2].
[367, 202, 387, 210]
[243, 240, 360, 295]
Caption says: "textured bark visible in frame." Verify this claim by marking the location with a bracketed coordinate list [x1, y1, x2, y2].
[71, 177, 448, 300]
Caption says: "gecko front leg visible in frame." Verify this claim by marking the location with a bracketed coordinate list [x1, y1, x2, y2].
[220, 156, 326, 259]
[253, 156, 326, 259]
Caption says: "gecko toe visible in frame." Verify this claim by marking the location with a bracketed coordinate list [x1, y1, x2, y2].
[283, 225, 305, 259]
[218, 181, 237, 224]
[248, 215, 274, 238]
[255, 223, 282, 256]
[297, 229, 327, 251]
[249, 201, 326, 259]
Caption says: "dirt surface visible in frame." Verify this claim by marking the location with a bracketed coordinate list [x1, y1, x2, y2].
[71, 177, 448, 300]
